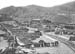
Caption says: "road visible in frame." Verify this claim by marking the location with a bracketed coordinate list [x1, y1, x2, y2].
[1, 23, 75, 53]
[42, 33, 57, 41]
[42, 32, 75, 53]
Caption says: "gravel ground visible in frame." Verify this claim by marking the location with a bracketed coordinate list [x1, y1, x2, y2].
[32, 34, 75, 54]
[35, 43, 75, 54]
[0, 40, 8, 51]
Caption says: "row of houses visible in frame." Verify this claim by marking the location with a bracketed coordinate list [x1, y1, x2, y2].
[13, 36, 59, 48]
[25, 40, 59, 48]
[52, 23, 75, 35]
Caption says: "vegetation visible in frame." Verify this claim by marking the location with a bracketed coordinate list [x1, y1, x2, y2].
[0, 1, 75, 24]
[0, 1, 75, 54]
[0, 14, 13, 22]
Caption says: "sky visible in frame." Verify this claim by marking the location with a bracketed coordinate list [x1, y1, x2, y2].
[0, 0, 75, 9]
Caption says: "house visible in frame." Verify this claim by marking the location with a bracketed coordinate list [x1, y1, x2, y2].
[30, 40, 59, 48]
[51, 42, 55, 47]
[63, 24, 75, 34]
[30, 19, 41, 25]
[55, 41, 59, 46]
[44, 43, 50, 47]
[55, 26, 66, 35]
[63, 29, 75, 35]
[41, 19, 51, 25]
[43, 24, 56, 32]
[27, 27, 38, 33]
[29, 19, 42, 28]
[26, 40, 46, 48]
[33, 43, 40, 48]
[34, 30, 42, 36]
[38, 40, 50, 47]
[69, 37, 75, 41]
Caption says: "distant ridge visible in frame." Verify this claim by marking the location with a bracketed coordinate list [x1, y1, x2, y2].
[0, 1, 75, 24]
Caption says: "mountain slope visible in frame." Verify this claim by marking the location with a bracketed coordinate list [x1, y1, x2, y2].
[0, 1, 75, 24]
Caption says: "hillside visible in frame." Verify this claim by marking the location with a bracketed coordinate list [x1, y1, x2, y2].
[0, 1, 75, 24]
[0, 14, 13, 22]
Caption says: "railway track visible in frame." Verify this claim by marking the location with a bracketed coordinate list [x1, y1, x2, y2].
[45, 33, 75, 53]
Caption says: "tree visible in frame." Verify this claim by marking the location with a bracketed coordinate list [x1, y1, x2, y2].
[0, 14, 13, 22]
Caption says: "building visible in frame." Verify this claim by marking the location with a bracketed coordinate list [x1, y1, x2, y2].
[27, 27, 38, 33]
[39, 40, 45, 47]
[44, 43, 50, 47]
[55, 25, 66, 35]
[33, 43, 40, 48]
[34, 31, 42, 36]
[30, 19, 41, 25]
[43, 23, 56, 32]
[29, 19, 42, 28]
[41, 19, 51, 25]
[69, 37, 75, 41]
[55, 41, 59, 46]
